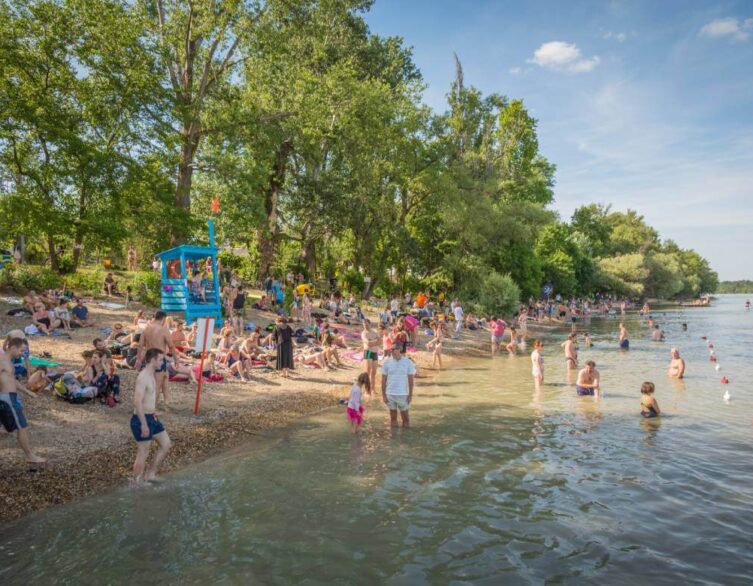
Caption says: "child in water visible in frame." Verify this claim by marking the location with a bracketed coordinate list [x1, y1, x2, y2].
[640, 381, 661, 418]
[583, 332, 592, 348]
[425, 322, 443, 370]
[347, 372, 370, 433]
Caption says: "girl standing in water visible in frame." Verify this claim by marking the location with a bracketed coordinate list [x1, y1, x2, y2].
[640, 381, 661, 418]
[346, 373, 370, 433]
[531, 340, 544, 390]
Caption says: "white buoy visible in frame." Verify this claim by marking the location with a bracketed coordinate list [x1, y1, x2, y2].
[715, 364, 722, 372]
[709, 349, 716, 356]
[723, 390, 731, 402]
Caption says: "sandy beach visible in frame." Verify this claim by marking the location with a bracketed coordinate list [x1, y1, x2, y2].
[0, 295, 498, 522]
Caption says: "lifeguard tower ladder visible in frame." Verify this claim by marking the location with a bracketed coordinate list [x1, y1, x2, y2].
[156, 220, 223, 326]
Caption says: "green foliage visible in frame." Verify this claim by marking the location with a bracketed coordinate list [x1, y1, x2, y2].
[341, 269, 365, 294]
[463, 271, 520, 317]
[130, 271, 162, 307]
[218, 251, 258, 285]
[717, 280, 753, 294]
[595, 254, 648, 296]
[63, 269, 106, 295]
[0, 265, 61, 292]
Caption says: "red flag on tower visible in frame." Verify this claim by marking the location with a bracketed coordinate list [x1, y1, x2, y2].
[211, 197, 220, 214]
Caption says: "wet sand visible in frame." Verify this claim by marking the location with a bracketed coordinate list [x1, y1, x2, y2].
[0, 296, 497, 522]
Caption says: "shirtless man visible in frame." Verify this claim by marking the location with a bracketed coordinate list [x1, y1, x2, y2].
[136, 311, 181, 404]
[576, 360, 601, 397]
[0, 338, 45, 464]
[651, 325, 664, 341]
[361, 320, 380, 393]
[561, 332, 578, 370]
[667, 347, 685, 379]
[618, 322, 629, 350]
[131, 348, 171, 482]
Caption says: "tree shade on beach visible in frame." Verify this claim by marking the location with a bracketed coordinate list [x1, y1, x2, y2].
[0, 0, 717, 307]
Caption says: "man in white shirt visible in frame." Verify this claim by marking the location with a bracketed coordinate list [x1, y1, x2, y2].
[453, 303, 464, 337]
[380, 346, 416, 427]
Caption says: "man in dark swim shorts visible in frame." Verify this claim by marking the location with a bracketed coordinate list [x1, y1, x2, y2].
[576, 360, 600, 397]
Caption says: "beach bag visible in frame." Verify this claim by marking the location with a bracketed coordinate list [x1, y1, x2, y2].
[53, 378, 68, 399]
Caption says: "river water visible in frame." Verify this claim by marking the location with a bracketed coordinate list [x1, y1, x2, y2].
[1, 295, 752, 584]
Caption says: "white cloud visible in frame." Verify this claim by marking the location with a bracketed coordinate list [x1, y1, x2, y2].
[604, 31, 627, 42]
[528, 41, 600, 73]
[699, 17, 753, 42]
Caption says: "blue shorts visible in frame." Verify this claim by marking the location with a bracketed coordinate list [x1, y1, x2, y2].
[130, 413, 165, 442]
[576, 385, 594, 396]
[156, 358, 168, 373]
[620, 339, 630, 349]
[0, 392, 28, 430]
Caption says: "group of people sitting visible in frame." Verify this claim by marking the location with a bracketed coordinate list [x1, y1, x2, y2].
[21, 291, 94, 336]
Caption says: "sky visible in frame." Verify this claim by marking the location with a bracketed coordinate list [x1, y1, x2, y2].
[365, 0, 753, 281]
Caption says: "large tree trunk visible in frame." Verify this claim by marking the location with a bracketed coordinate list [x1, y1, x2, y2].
[47, 233, 59, 273]
[300, 238, 317, 278]
[258, 139, 293, 276]
[175, 132, 198, 211]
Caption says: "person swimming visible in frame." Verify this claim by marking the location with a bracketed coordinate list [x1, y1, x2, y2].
[640, 381, 661, 418]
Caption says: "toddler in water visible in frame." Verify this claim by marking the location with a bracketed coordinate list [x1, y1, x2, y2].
[346, 373, 370, 434]
[640, 381, 661, 418]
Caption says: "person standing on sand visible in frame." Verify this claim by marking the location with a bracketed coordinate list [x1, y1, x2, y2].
[667, 348, 685, 379]
[274, 316, 294, 378]
[136, 311, 181, 405]
[561, 332, 578, 370]
[618, 322, 629, 350]
[452, 302, 464, 339]
[381, 345, 415, 428]
[131, 348, 171, 482]
[576, 360, 601, 397]
[361, 320, 380, 393]
[531, 340, 544, 390]
[0, 338, 46, 464]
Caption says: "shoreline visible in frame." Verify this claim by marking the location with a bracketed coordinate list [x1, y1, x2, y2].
[0, 298, 491, 523]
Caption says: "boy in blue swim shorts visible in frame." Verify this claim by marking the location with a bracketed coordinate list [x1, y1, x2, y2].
[576, 360, 600, 398]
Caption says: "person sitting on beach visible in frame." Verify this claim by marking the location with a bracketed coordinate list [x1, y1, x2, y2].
[102, 273, 118, 296]
[651, 325, 665, 341]
[70, 298, 93, 328]
[27, 365, 51, 393]
[640, 381, 661, 418]
[215, 328, 234, 360]
[31, 303, 61, 336]
[170, 321, 187, 353]
[576, 360, 601, 397]
[295, 346, 328, 369]
[321, 327, 344, 367]
[667, 348, 685, 379]
[133, 310, 150, 331]
[224, 345, 252, 382]
[23, 291, 42, 313]
[53, 298, 72, 333]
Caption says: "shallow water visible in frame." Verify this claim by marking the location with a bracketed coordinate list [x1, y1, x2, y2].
[2, 295, 753, 584]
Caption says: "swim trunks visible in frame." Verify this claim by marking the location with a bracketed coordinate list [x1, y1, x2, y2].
[363, 349, 379, 361]
[156, 358, 168, 373]
[576, 385, 594, 396]
[620, 339, 630, 349]
[386, 394, 410, 412]
[130, 413, 165, 442]
[0, 397, 18, 432]
[0, 392, 28, 430]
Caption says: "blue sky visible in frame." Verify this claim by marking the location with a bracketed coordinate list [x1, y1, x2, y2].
[365, 0, 753, 281]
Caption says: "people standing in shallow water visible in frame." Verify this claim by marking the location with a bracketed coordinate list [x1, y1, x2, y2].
[531, 340, 544, 390]
[667, 348, 685, 379]
[618, 322, 629, 350]
[561, 332, 578, 370]
[576, 360, 600, 397]
[346, 373, 370, 434]
[640, 381, 661, 418]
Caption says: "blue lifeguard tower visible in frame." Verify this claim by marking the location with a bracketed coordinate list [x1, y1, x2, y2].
[157, 220, 223, 326]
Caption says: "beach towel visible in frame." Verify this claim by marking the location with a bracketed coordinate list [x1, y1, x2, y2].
[97, 302, 125, 310]
[0, 296, 23, 305]
[30, 356, 62, 368]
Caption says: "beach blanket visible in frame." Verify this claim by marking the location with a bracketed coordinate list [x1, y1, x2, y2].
[30, 356, 62, 368]
[96, 302, 126, 310]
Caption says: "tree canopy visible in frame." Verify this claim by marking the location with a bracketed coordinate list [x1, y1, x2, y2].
[0, 0, 718, 310]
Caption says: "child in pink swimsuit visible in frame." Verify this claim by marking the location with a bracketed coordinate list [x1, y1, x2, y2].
[346, 373, 370, 433]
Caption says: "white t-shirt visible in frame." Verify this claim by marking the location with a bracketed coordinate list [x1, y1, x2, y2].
[347, 384, 362, 411]
[380, 357, 416, 396]
[390, 299, 399, 312]
[453, 306, 464, 321]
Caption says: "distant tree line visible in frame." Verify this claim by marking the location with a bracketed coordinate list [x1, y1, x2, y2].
[716, 281, 753, 294]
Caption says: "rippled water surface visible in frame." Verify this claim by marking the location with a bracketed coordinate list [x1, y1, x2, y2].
[2, 295, 753, 584]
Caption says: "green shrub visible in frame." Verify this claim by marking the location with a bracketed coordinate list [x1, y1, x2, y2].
[218, 251, 257, 285]
[340, 269, 365, 294]
[131, 271, 162, 307]
[0, 265, 62, 292]
[63, 269, 106, 295]
[462, 271, 520, 317]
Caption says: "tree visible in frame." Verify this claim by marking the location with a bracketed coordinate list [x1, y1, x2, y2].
[605, 209, 659, 255]
[571, 203, 612, 257]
